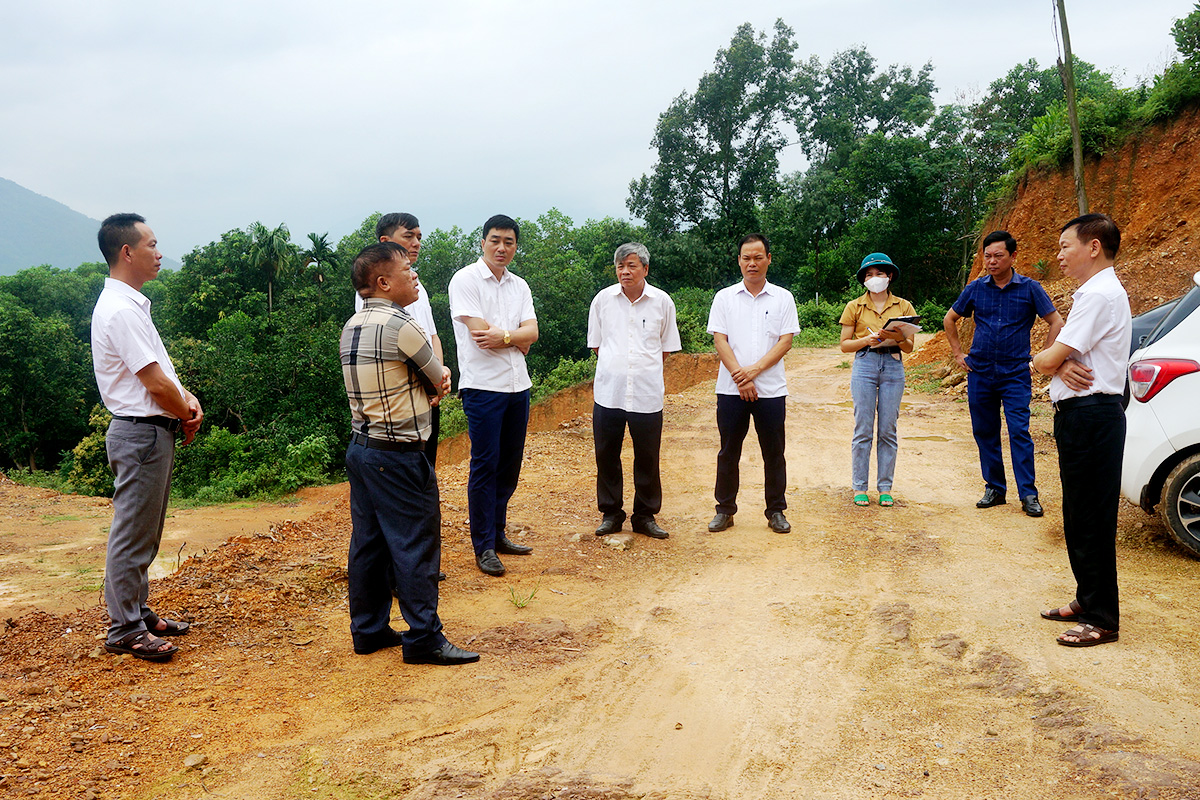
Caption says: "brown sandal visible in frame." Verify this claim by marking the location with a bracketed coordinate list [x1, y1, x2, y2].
[1040, 600, 1081, 621]
[1057, 623, 1118, 647]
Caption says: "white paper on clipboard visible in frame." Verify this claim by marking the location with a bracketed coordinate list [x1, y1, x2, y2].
[880, 315, 922, 339]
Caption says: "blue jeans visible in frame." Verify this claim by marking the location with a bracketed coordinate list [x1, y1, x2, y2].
[967, 367, 1037, 498]
[850, 350, 905, 492]
[461, 388, 530, 554]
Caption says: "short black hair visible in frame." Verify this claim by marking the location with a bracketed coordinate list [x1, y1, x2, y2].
[376, 212, 420, 241]
[738, 233, 771, 256]
[98, 213, 147, 267]
[352, 241, 409, 294]
[482, 214, 519, 244]
[1062, 213, 1121, 260]
[981, 230, 1017, 255]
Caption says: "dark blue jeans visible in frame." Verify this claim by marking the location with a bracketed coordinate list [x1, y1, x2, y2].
[715, 394, 787, 518]
[345, 443, 444, 654]
[968, 367, 1037, 498]
[461, 388, 530, 554]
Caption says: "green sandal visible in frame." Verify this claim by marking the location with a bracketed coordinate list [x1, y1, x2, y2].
[879, 493, 894, 507]
[853, 494, 870, 506]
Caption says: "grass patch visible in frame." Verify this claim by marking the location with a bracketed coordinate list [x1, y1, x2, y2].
[794, 326, 842, 348]
[40, 514, 82, 524]
[508, 581, 540, 609]
[836, 360, 851, 369]
[5, 468, 75, 493]
[905, 361, 946, 394]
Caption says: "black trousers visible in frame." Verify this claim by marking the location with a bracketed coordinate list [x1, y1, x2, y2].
[715, 394, 787, 518]
[593, 403, 663, 521]
[1054, 398, 1125, 631]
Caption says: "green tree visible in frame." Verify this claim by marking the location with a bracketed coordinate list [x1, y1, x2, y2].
[628, 19, 798, 243]
[249, 222, 296, 313]
[0, 293, 92, 470]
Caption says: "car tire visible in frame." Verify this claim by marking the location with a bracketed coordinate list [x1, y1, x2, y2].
[1162, 454, 1200, 558]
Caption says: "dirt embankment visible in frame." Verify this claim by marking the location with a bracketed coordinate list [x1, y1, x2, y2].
[914, 106, 1200, 370]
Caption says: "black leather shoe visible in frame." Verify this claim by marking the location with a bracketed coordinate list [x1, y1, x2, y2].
[767, 511, 791, 533]
[708, 513, 734, 532]
[631, 515, 669, 539]
[976, 487, 1007, 508]
[594, 515, 623, 536]
[496, 535, 533, 555]
[438, 572, 447, 581]
[402, 641, 481, 666]
[1021, 495, 1044, 517]
[475, 549, 506, 576]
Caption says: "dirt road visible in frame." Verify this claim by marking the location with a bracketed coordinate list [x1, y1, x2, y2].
[2, 346, 1200, 799]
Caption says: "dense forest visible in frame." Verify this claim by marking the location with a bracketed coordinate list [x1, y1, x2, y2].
[4, 7, 1200, 500]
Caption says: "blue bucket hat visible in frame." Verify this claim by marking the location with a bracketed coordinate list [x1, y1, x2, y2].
[857, 252, 899, 284]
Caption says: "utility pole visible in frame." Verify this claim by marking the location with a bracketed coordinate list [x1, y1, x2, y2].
[1056, 0, 1088, 214]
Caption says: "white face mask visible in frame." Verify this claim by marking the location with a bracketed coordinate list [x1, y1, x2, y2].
[864, 275, 890, 293]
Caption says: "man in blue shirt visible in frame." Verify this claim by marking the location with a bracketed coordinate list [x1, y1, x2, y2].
[944, 231, 1064, 517]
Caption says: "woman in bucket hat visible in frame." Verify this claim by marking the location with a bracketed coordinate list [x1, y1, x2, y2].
[838, 253, 917, 507]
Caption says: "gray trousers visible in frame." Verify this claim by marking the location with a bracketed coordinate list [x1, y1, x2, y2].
[104, 418, 175, 642]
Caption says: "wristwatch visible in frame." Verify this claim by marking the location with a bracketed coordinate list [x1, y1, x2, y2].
[503, 330, 511, 345]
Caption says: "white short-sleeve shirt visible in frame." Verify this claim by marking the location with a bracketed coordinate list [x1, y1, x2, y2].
[1050, 267, 1132, 402]
[355, 281, 437, 337]
[448, 258, 537, 393]
[587, 282, 682, 413]
[91, 277, 185, 417]
[707, 280, 801, 398]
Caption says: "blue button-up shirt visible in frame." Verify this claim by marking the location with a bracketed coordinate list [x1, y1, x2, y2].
[951, 271, 1056, 376]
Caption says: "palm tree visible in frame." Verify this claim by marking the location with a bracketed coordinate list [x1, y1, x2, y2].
[249, 222, 293, 313]
[300, 232, 338, 285]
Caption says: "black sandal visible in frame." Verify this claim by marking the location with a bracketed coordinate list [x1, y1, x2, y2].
[143, 611, 191, 636]
[104, 630, 179, 661]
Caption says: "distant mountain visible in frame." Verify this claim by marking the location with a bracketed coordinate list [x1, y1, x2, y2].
[0, 178, 182, 276]
[0, 177, 106, 275]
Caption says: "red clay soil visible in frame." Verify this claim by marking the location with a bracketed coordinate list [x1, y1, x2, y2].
[912, 106, 1200, 369]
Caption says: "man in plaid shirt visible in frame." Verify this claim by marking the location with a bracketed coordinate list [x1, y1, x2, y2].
[340, 242, 477, 665]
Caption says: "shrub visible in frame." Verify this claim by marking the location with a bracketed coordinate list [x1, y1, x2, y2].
[671, 287, 716, 353]
[532, 354, 596, 403]
[63, 406, 115, 497]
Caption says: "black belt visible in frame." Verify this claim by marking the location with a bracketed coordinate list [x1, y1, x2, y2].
[863, 346, 901, 355]
[113, 415, 182, 433]
[1052, 394, 1122, 413]
[351, 432, 425, 452]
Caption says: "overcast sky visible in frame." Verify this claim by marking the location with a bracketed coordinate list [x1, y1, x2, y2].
[0, 1, 1189, 260]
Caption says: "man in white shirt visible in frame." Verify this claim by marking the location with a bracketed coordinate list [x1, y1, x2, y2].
[91, 214, 203, 662]
[587, 243, 682, 539]
[706, 234, 801, 534]
[1033, 213, 1131, 648]
[447, 215, 539, 576]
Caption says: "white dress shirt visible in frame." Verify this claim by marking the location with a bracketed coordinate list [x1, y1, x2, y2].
[587, 282, 681, 413]
[1050, 267, 1132, 402]
[355, 282, 436, 338]
[91, 277, 185, 417]
[448, 258, 537, 393]
[707, 280, 801, 398]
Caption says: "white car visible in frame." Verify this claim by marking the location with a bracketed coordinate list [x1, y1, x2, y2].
[1122, 271, 1200, 556]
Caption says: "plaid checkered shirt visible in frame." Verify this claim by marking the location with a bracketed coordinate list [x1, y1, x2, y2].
[340, 298, 443, 443]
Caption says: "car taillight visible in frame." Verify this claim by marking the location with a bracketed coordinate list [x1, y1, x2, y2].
[1129, 359, 1200, 402]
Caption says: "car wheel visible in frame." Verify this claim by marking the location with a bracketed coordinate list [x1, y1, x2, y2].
[1161, 454, 1200, 558]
